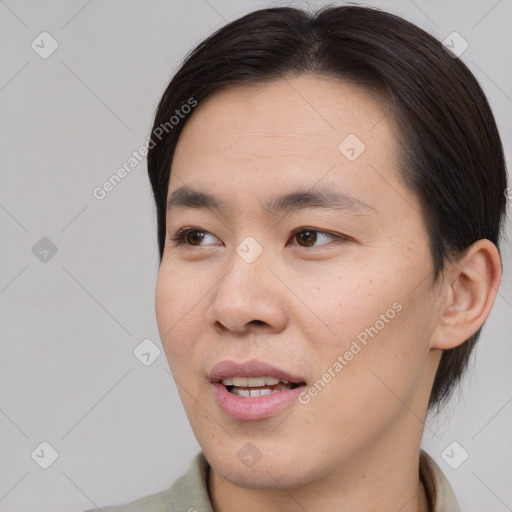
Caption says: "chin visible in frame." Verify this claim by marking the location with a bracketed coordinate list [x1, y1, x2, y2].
[221, 465, 310, 490]
[204, 446, 316, 490]
[225, 470, 285, 490]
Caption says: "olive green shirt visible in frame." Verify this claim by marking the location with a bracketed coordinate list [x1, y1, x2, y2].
[84, 450, 461, 512]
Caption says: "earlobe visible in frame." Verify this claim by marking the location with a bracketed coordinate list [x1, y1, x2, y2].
[431, 239, 502, 350]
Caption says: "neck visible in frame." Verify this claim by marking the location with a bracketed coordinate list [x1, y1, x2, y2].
[208, 439, 431, 512]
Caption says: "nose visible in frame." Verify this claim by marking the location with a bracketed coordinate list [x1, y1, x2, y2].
[205, 251, 288, 336]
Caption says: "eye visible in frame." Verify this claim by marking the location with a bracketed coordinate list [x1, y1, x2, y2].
[290, 228, 342, 248]
[169, 227, 220, 246]
[168, 227, 347, 248]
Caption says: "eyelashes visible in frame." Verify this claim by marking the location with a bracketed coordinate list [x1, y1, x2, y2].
[168, 226, 349, 249]
[169, 227, 211, 246]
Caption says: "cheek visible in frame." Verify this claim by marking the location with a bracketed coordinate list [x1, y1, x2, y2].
[155, 259, 210, 327]
[295, 266, 395, 349]
[305, 260, 433, 376]
[155, 264, 206, 367]
[326, 288, 436, 413]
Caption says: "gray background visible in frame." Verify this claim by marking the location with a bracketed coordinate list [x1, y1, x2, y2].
[0, 0, 510, 510]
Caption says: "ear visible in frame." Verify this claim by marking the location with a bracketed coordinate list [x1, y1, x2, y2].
[431, 239, 502, 350]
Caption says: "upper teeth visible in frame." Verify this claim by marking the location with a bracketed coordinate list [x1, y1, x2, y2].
[221, 376, 288, 386]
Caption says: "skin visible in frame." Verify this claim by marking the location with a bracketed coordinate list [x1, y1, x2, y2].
[155, 76, 501, 512]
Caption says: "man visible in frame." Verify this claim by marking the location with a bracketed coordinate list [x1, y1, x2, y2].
[86, 4, 507, 511]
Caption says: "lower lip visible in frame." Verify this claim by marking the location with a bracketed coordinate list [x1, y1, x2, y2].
[211, 383, 305, 421]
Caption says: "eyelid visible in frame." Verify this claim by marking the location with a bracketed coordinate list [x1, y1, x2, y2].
[168, 227, 221, 246]
[169, 226, 349, 248]
[289, 227, 349, 245]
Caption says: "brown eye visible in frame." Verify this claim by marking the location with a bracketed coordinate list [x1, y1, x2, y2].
[295, 230, 318, 247]
[169, 228, 213, 247]
[186, 231, 205, 245]
[169, 228, 220, 247]
[290, 228, 342, 248]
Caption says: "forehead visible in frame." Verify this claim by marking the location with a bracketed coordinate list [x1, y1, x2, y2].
[169, 76, 407, 218]
[174, 76, 392, 160]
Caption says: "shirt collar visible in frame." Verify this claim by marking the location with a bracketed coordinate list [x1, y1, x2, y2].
[420, 450, 461, 512]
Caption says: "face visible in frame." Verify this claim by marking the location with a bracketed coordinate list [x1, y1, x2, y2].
[155, 76, 444, 489]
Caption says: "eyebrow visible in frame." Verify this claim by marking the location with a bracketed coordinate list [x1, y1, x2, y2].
[167, 185, 377, 216]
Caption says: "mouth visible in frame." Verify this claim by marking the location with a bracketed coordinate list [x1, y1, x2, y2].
[209, 359, 307, 398]
[221, 376, 303, 397]
[209, 360, 307, 420]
